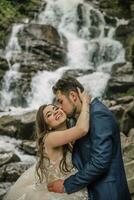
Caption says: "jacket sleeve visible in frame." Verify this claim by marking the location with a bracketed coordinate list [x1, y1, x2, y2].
[64, 111, 114, 193]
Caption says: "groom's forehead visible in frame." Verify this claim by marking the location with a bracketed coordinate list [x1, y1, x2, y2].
[56, 90, 67, 100]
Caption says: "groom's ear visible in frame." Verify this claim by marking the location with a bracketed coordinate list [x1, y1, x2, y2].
[69, 91, 77, 102]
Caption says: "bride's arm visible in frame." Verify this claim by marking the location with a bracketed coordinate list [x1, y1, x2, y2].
[45, 90, 90, 148]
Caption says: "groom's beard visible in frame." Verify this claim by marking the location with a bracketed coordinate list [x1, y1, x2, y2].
[68, 106, 77, 118]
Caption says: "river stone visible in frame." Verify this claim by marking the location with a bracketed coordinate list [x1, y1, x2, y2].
[127, 176, 134, 197]
[116, 96, 134, 104]
[0, 182, 12, 200]
[21, 140, 37, 155]
[0, 152, 20, 167]
[0, 58, 9, 71]
[120, 111, 134, 135]
[0, 188, 6, 200]
[123, 143, 134, 163]
[23, 24, 61, 45]
[125, 160, 134, 179]
[128, 128, 134, 140]
[0, 162, 31, 182]
[0, 111, 36, 139]
[106, 62, 134, 98]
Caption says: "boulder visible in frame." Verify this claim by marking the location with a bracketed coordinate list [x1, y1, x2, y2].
[0, 182, 12, 200]
[0, 152, 20, 167]
[99, 0, 131, 19]
[20, 140, 37, 155]
[127, 176, 134, 197]
[110, 105, 124, 122]
[0, 162, 31, 182]
[106, 62, 134, 98]
[0, 57, 9, 71]
[125, 160, 134, 179]
[0, 111, 36, 139]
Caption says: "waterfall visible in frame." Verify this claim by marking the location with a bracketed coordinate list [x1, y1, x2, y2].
[0, 0, 125, 113]
[28, 0, 125, 109]
[0, 24, 24, 111]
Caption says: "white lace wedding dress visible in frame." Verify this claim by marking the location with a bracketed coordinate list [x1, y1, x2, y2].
[4, 152, 88, 200]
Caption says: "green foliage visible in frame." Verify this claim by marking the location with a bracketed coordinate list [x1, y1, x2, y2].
[113, 88, 134, 98]
[0, 0, 41, 48]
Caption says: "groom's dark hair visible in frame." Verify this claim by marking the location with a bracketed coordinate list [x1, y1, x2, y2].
[52, 76, 84, 94]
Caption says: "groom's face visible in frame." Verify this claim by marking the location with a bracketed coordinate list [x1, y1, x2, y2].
[55, 90, 76, 117]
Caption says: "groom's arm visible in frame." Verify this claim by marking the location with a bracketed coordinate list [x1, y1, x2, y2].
[64, 111, 115, 194]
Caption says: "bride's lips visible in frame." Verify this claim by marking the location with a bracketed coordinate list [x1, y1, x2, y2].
[55, 112, 63, 120]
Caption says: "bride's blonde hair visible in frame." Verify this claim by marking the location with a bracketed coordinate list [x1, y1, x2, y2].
[35, 104, 72, 183]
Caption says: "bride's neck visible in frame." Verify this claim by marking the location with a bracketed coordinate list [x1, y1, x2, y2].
[55, 121, 67, 131]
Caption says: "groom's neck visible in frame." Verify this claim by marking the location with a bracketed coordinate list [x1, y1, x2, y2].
[75, 101, 82, 119]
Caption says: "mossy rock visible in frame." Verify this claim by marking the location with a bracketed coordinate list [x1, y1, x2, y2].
[126, 34, 134, 65]
[108, 88, 134, 99]
[0, 0, 42, 48]
[99, 0, 131, 19]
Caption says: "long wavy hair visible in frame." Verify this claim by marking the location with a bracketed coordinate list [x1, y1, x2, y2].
[35, 104, 72, 183]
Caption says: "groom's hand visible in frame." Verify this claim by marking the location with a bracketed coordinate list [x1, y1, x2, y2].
[47, 179, 64, 193]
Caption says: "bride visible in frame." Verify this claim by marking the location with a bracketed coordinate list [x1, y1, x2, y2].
[4, 89, 90, 200]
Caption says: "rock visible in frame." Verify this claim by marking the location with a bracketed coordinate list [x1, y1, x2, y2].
[102, 99, 117, 108]
[0, 111, 36, 139]
[128, 128, 134, 140]
[120, 102, 134, 135]
[106, 62, 134, 98]
[123, 143, 134, 163]
[104, 14, 117, 26]
[0, 116, 18, 137]
[120, 110, 134, 135]
[125, 160, 134, 179]
[99, 0, 131, 19]
[0, 162, 31, 182]
[115, 20, 134, 64]
[62, 69, 94, 78]
[0, 182, 12, 200]
[127, 101, 134, 118]
[127, 176, 134, 197]
[115, 22, 134, 44]
[110, 105, 124, 124]
[120, 132, 129, 149]
[20, 140, 37, 155]
[23, 24, 61, 46]
[0, 57, 9, 71]
[0, 152, 20, 167]
[0, 188, 6, 200]
[116, 96, 134, 104]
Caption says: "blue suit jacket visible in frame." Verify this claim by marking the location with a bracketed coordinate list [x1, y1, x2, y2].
[64, 98, 131, 200]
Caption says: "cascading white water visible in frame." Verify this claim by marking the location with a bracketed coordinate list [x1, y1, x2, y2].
[0, 0, 126, 112]
[0, 24, 24, 111]
[0, 135, 36, 164]
[28, 0, 125, 109]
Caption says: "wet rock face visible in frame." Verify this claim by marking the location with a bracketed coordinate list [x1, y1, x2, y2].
[3, 23, 67, 107]
[20, 140, 37, 155]
[106, 62, 134, 99]
[0, 58, 9, 90]
[103, 96, 134, 135]
[0, 152, 20, 167]
[99, 0, 134, 66]
[0, 111, 36, 139]
[99, 0, 132, 19]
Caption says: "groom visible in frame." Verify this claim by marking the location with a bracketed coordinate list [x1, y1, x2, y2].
[48, 77, 131, 200]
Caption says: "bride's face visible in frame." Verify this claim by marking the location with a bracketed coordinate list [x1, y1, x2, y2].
[43, 105, 67, 130]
